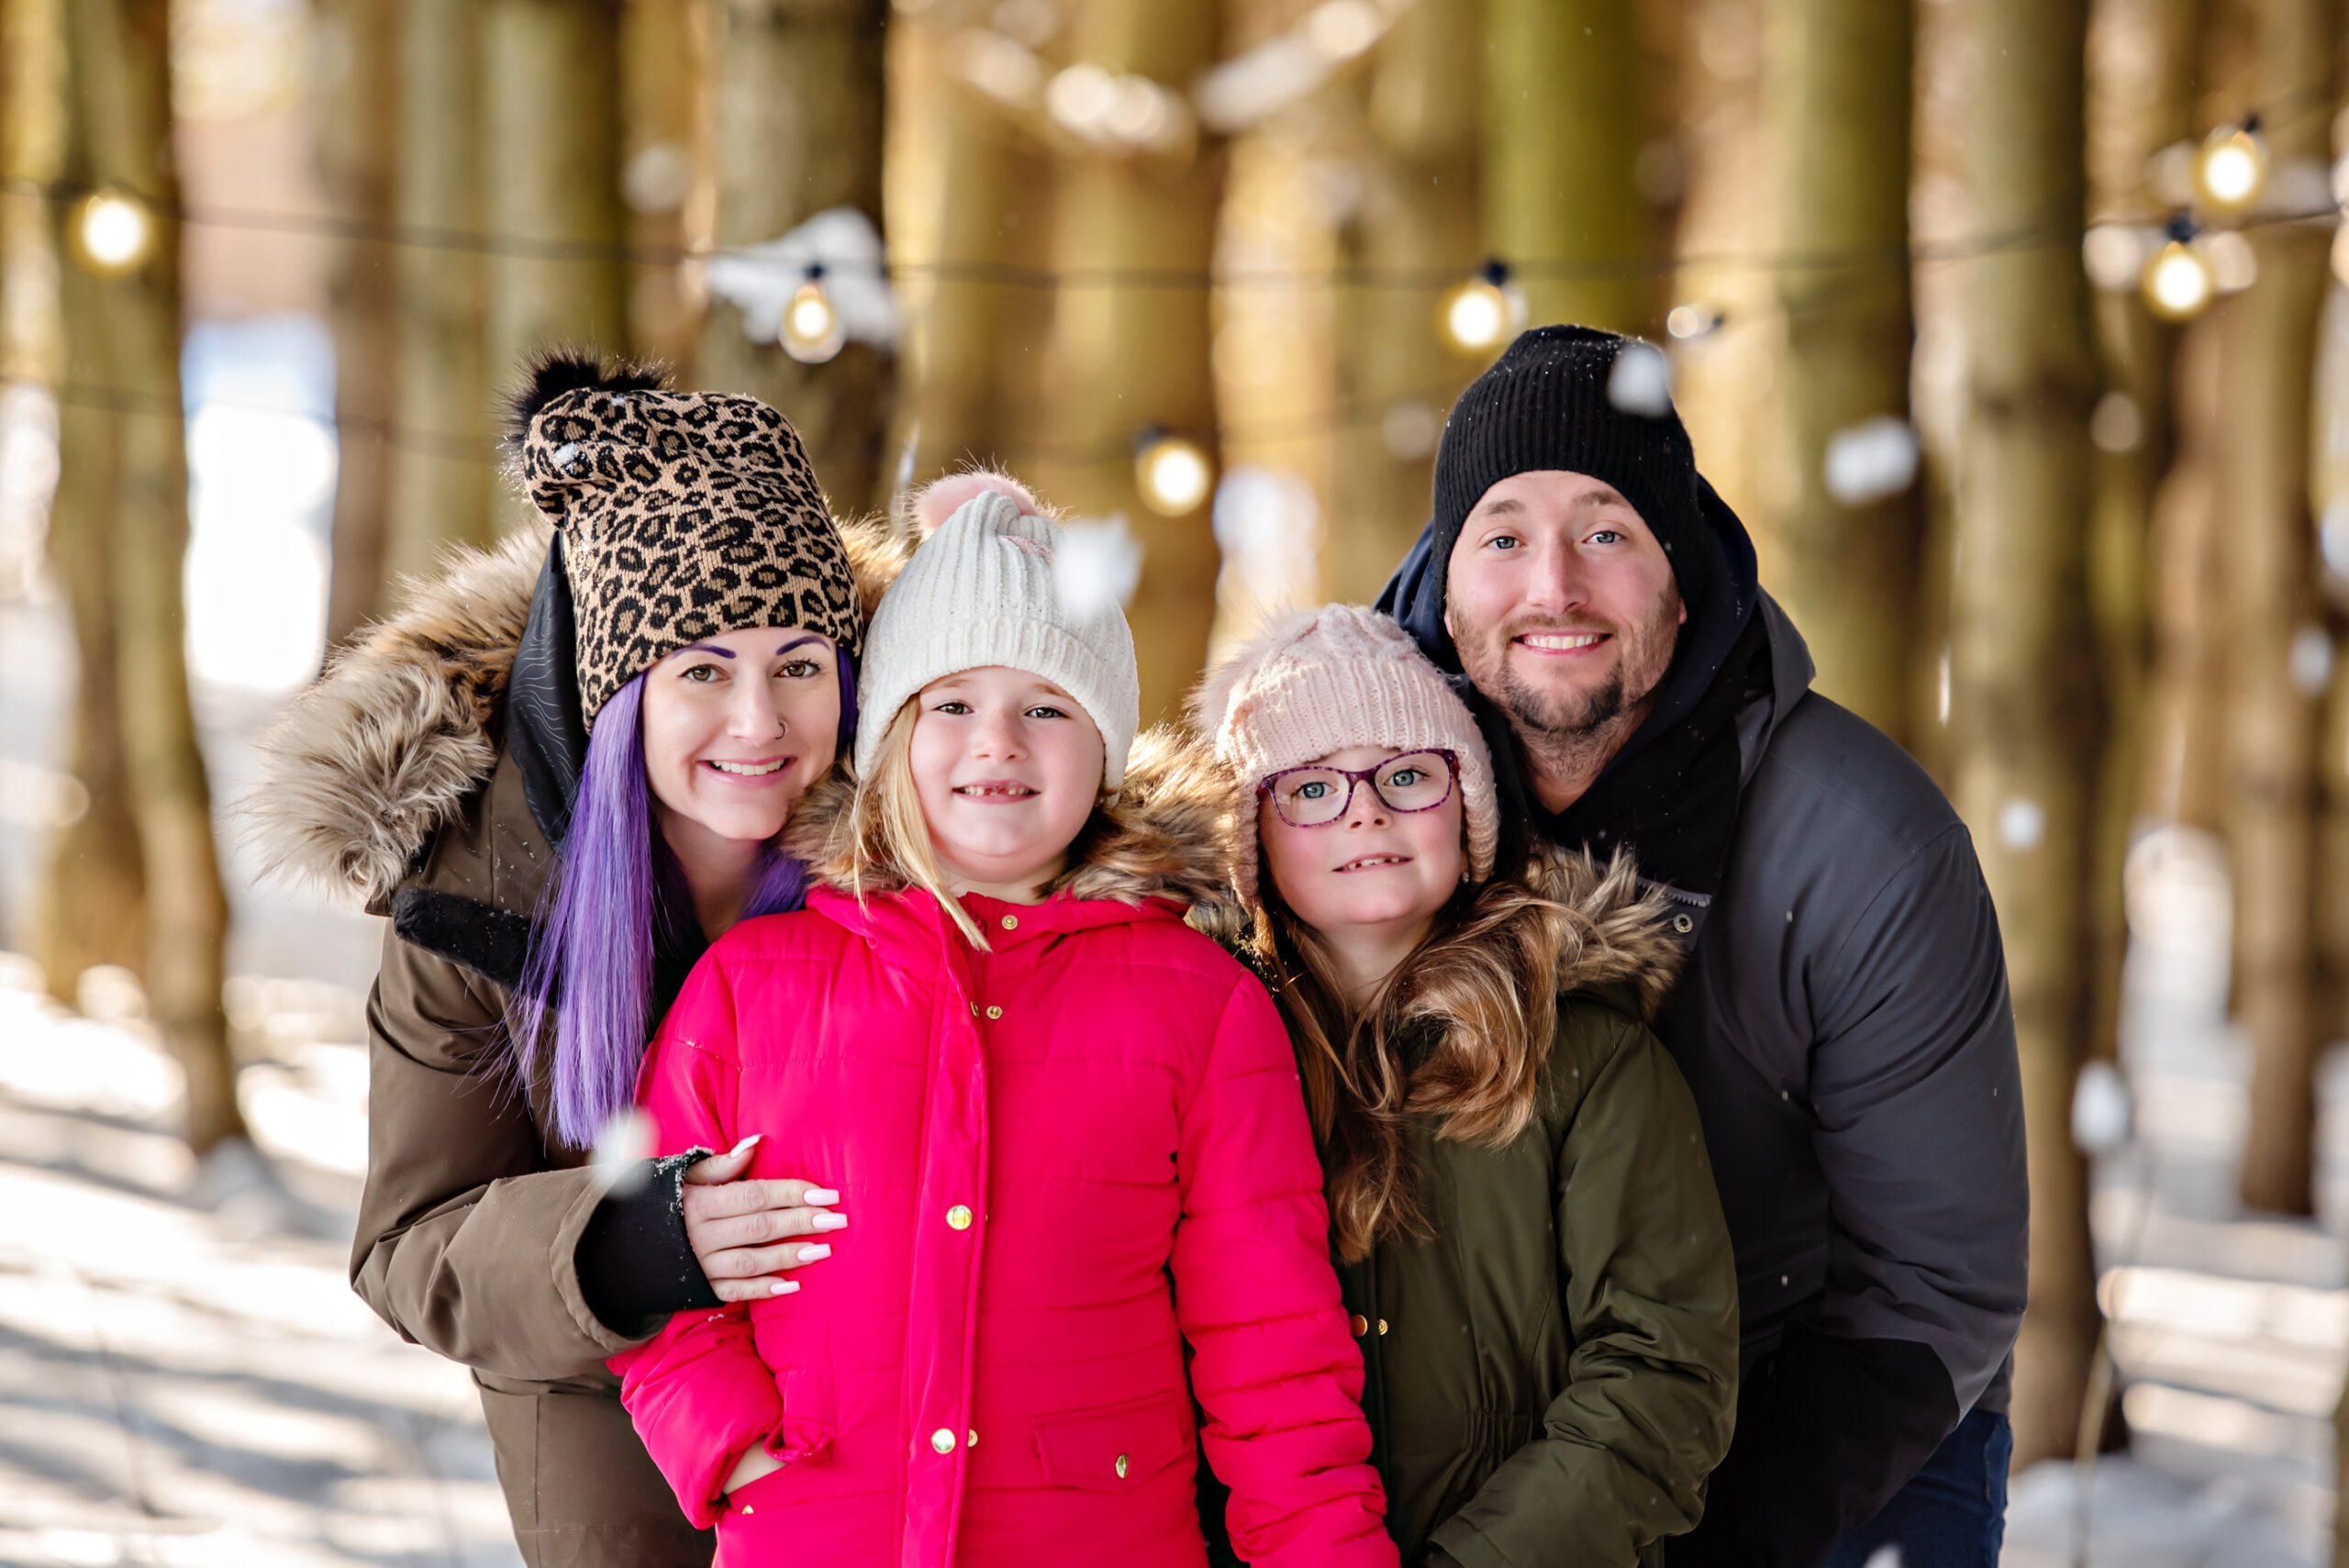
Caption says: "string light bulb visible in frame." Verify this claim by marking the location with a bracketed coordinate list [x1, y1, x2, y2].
[1441, 260, 1525, 354]
[75, 190, 153, 274]
[1134, 427, 1213, 517]
[2194, 117, 2269, 213]
[780, 268, 845, 363]
[2141, 217, 2215, 322]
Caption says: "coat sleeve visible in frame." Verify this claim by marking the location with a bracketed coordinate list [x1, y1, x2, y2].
[607, 952, 791, 1529]
[1172, 975, 1398, 1568]
[1431, 1010, 1741, 1568]
[351, 923, 654, 1380]
[1673, 823, 2027, 1568]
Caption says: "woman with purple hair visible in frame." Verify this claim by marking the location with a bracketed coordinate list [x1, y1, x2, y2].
[251, 352, 902, 1568]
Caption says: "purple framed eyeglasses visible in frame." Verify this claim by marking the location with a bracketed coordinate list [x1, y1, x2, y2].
[1257, 749, 1460, 828]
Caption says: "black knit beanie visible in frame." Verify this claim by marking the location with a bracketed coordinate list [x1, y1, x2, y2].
[1430, 324, 1710, 610]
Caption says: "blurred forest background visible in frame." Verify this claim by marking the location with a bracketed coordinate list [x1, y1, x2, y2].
[3, 0, 2349, 1562]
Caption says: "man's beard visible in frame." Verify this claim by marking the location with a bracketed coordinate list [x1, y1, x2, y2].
[1461, 590, 1682, 745]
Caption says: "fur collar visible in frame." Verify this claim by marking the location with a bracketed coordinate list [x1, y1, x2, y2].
[247, 517, 912, 911]
[788, 726, 1237, 912]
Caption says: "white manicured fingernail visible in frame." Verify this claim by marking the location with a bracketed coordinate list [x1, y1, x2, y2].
[729, 1133, 763, 1157]
[797, 1243, 831, 1263]
[771, 1279, 798, 1296]
[811, 1211, 849, 1232]
[804, 1187, 841, 1206]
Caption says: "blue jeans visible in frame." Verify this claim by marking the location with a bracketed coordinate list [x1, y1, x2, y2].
[1823, 1409, 2012, 1568]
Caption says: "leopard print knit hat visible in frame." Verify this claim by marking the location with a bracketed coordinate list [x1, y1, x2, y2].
[507, 350, 863, 727]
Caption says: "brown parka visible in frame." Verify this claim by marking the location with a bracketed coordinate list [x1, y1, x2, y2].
[250, 518, 902, 1567]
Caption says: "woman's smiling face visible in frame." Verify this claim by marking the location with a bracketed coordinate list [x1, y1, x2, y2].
[639, 628, 842, 849]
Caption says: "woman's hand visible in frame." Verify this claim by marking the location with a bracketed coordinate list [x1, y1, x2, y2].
[682, 1136, 846, 1302]
[724, 1444, 785, 1497]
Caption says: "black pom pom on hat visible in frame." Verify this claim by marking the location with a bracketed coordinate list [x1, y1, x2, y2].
[501, 347, 669, 451]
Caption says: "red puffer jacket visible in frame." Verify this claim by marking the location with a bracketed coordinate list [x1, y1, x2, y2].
[610, 747, 1395, 1568]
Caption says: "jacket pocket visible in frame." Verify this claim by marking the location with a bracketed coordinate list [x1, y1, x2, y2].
[1031, 1391, 1193, 1492]
[767, 1364, 837, 1464]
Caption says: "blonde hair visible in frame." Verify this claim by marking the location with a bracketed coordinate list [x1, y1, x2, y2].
[841, 700, 995, 949]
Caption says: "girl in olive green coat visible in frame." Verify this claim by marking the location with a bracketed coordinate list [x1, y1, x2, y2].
[1193, 606, 1739, 1568]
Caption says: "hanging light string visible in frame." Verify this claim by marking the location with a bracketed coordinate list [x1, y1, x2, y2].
[0, 242, 1983, 482]
[8, 162, 2343, 291]
[5, 190, 2334, 475]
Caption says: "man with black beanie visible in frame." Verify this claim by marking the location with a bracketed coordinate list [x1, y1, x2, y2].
[1379, 325, 2027, 1568]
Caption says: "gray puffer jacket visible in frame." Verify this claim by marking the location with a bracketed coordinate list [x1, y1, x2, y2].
[1384, 514, 2027, 1568]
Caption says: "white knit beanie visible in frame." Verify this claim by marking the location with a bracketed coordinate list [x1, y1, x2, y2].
[856, 490, 1141, 787]
[1191, 605, 1499, 902]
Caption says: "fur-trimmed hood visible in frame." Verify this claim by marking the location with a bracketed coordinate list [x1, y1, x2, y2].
[247, 517, 910, 912]
[786, 725, 1237, 913]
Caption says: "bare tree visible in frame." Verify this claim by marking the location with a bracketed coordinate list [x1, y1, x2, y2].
[315, 0, 400, 650]
[1328, 0, 1481, 605]
[56, 0, 248, 1153]
[1031, 0, 1225, 722]
[2228, 0, 2336, 1218]
[1486, 0, 1652, 330]
[1949, 0, 2104, 1471]
[1763, 0, 1918, 743]
[482, 0, 629, 528]
[386, 0, 495, 582]
[696, 0, 891, 511]
[5, 0, 148, 1000]
[886, 14, 1026, 489]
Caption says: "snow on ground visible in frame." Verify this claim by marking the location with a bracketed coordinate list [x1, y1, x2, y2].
[0, 960, 518, 1567]
[2002, 829, 2349, 1568]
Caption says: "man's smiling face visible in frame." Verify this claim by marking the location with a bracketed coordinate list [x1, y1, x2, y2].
[1442, 469, 1686, 746]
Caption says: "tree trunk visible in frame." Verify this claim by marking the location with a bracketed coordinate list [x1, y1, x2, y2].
[56, 0, 248, 1154]
[5, 0, 144, 997]
[1030, 1, 1224, 724]
[886, 16, 1020, 491]
[1485, 0, 1652, 332]
[1762, 0, 1917, 744]
[1950, 0, 2103, 1472]
[482, 0, 630, 529]
[2228, 0, 2337, 1218]
[696, 0, 890, 513]
[621, 0, 709, 375]
[386, 0, 494, 584]
[2142, 314, 2230, 828]
[35, 395, 150, 1001]
[315, 0, 400, 651]
[1328, 0, 1482, 606]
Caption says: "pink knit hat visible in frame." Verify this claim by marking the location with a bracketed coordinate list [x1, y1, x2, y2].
[1191, 605, 1500, 902]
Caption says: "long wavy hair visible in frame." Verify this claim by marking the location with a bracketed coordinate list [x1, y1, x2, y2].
[506, 653, 857, 1149]
[1252, 870, 1578, 1263]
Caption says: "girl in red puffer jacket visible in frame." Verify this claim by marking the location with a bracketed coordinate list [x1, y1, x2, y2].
[611, 485, 1395, 1568]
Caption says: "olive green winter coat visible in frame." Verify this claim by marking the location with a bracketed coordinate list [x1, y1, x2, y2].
[1211, 852, 1739, 1568]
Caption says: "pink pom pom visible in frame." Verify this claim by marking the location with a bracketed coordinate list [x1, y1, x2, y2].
[912, 471, 1044, 536]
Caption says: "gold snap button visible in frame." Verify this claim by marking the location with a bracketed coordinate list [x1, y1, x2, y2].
[1672, 913, 1695, 935]
[967, 1429, 978, 1448]
[985, 1005, 1003, 1020]
[968, 1001, 979, 1016]
[1001, 914, 1019, 930]
[1349, 1314, 1369, 1338]
[740, 1504, 754, 1515]
[930, 1427, 956, 1454]
[1115, 1453, 1130, 1479]
[1376, 1318, 1389, 1336]
[946, 1205, 974, 1230]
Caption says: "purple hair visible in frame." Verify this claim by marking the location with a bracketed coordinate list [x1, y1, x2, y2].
[507, 652, 856, 1149]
